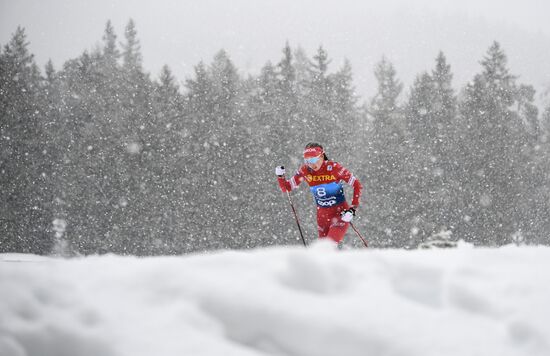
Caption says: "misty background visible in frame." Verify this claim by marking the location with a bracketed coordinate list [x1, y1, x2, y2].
[2, 0, 550, 100]
[1, 0, 550, 255]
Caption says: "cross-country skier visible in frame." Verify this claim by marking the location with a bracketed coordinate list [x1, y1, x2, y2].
[276, 143, 363, 245]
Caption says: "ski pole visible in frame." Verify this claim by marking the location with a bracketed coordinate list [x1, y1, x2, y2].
[350, 222, 368, 248]
[285, 190, 307, 247]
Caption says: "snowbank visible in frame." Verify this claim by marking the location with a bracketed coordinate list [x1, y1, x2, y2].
[1, 242, 549, 356]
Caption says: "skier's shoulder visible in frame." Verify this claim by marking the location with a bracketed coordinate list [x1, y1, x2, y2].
[296, 164, 309, 175]
[328, 161, 353, 177]
[326, 160, 343, 172]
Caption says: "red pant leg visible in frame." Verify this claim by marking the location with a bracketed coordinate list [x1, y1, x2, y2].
[316, 203, 350, 243]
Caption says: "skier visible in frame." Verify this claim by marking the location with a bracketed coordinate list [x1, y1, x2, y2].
[275, 143, 363, 245]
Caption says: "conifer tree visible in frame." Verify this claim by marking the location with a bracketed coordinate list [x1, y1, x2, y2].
[309, 46, 332, 109]
[0, 27, 52, 253]
[404, 52, 459, 246]
[277, 42, 297, 104]
[42, 59, 67, 250]
[121, 19, 142, 72]
[305, 47, 333, 142]
[275, 42, 299, 152]
[102, 20, 119, 68]
[457, 42, 537, 245]
[364, 57, 409, 247]
[184, 52, 248, 249]
[146, 65, 188, 253]
[327, 59, 360, 158]
[404, 72, 437, 245]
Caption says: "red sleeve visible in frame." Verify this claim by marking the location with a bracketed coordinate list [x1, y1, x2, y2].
[335, 163, 363, 207]
[277, 166, 306, 193]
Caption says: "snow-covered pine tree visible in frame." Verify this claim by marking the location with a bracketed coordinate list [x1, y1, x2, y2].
[363, 57, 409, 247]
[0, 27, 52, 253]
[457, 42, 538, 245]
[404, 52, 458, 247]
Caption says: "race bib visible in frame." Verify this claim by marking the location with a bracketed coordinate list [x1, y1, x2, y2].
[310, 182, 346, 207]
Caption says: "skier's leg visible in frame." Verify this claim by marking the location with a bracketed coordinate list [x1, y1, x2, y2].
[327, 219, 350, 243]
[316, 206, 331, 239]
[326, 203, 350, 244]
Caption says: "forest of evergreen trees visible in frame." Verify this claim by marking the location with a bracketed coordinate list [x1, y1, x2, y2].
[1, 20, 550, 255]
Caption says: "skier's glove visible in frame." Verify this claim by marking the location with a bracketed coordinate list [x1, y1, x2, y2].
[341, 207, 356, 223]
[275, 166, 286, 177]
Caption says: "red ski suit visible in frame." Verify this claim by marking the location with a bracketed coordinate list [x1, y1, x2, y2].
[278, 160, 363, 243]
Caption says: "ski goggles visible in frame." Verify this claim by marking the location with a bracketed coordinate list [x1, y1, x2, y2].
[304, 155, 321, 164]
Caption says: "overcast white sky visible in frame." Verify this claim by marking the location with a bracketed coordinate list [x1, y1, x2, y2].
[1, 0, 550, 99]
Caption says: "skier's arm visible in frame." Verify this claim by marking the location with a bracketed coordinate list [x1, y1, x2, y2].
[336, 164, 363, 208]
[277, 167, 305, 193]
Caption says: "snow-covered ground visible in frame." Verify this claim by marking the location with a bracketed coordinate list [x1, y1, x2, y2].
[1, 241, 549, 356]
